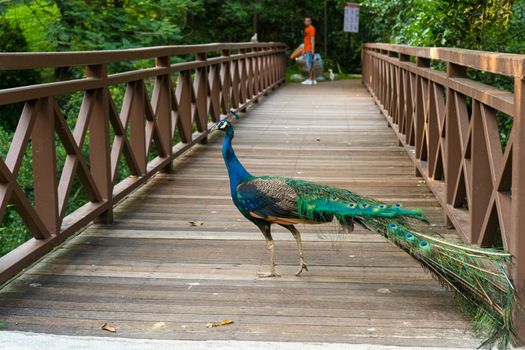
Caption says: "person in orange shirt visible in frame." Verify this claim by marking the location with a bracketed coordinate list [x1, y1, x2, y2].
[301, 17, 316, 85]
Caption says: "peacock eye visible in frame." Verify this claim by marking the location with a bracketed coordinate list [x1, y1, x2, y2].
[348, 203, 355, 208]
[379, 204, 386, 209]
[362, 203, 368, 208]
[394, 203, 402, 208]
[388, 223, 397, 229]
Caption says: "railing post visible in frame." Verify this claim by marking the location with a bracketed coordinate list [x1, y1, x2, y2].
[87, 64, 112, 223]
[262, 47, 269, 93]
[511, 75, 525, 339]
[154, 56, 173, 173]
[246, 49, 254, 100]
[239, 48, 248, 110]
[220, 49, 231, 114]
[444, 63, 467, 228]
[194, 52, 209, 144]
[175, 69, 193, 143]
[252, 47, 260, 101]
[414, 57, 430, 177]
[230, 52, 240, 109]
[281, 45, 286, 82]
[208, 62, 221, 122]
[398, 54, 410, 137]
[32, 96, 59, 235]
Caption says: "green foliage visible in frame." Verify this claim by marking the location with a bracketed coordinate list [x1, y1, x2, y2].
[360, 0, 524, 150]
[0, 17, 39, 131]
[362, 0, 516, 50]
[52, 0, 201, 51]
[0, 127, 33, 256]
[4, 0, 61, 52]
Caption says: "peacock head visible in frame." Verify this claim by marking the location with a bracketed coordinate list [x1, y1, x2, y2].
[214, 119, 234, 135]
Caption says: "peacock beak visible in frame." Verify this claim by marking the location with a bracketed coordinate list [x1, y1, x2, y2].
[211, 121, 220, 131]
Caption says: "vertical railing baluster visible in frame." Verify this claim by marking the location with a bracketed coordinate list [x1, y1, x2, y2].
[230, 53, 240, 109]
[154, 56, 173, 173]
[414, 57, 430, 176]
[247, 51, 254, 99]
[32, 96, 59, 234]
[262, 47, 269, 91]
[129, 80, 147, 175]
[399, 54, 410, 137]
[511, 74, 525, 336]
[87, 64, 112, 223]
[445, 63, 467, 227]
[208, 63, 221, 122]
[253, 47, 260, 99]
[239, 48, 248, 109]
[270, 50, 274, 86]
[220, 49, 231, 114]
[194, 52, 209, 138]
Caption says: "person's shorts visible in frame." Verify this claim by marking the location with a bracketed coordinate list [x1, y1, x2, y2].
[305, 52, 314, 70]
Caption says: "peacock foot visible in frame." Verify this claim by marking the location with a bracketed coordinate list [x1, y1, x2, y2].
[257, 271, 281, 278]
[295, 262, 309, 276]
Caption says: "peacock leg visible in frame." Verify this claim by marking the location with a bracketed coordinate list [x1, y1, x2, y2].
[282, 225, 308, 276]
[257, 224, 280, 278]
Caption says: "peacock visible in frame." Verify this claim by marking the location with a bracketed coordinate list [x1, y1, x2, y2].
[213, 116, 519, 349]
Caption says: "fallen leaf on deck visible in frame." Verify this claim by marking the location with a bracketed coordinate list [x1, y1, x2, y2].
[189, 221, 204, 226]
[377, 288, 391, 294]
[206, 320, 234, 328]
[101, 322, 117, 332]
[152, 322, 166, 329]
[316, 137, 321, 141]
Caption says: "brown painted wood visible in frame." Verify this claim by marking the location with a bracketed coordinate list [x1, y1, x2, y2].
[363, 44, 525, 340]
[0, 42, 285, 285]
[0, 80, 478, 347]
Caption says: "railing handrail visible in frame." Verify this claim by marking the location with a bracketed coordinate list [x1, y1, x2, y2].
[0, 42, 287, 70]
[0, 46, 286, 106]
[363, 43, 525, 77]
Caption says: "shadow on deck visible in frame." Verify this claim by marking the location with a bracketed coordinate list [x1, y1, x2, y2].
[0, 80, 479, 348]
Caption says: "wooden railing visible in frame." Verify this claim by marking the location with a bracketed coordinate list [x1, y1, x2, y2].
[0, 42, 286, 284]
[362, 43, 525, 331]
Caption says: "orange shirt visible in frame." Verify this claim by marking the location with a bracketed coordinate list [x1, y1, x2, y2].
[303, 25, 315, 53]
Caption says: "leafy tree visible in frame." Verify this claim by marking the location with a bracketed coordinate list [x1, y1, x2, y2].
[3, 0, 61, 52]
[0, 18, 39, 131]
[52, 0, 202, 51]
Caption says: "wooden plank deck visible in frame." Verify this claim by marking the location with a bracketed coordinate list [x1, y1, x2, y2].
[0, 80, 479, 347]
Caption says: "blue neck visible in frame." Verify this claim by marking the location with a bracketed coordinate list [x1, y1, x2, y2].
[222, 129, 251, 195]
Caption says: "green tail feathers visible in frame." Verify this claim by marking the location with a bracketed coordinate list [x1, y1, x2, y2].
[290, 179, 519, 348]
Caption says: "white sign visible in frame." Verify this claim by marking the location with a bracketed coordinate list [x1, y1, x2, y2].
[344, 3, 360, 33]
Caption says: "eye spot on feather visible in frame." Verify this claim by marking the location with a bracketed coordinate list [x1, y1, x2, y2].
[388, 223, 397, 229]
[379, 204, 386, 209]
[361, 203, 369, 208]
[405, 233, 417, 242]
[348, 203, 356, 208]
[419, 241, 431, 251]
[394, 203, 402, 208]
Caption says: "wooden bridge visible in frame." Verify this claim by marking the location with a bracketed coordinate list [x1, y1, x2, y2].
[0, 42, 524, 348]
